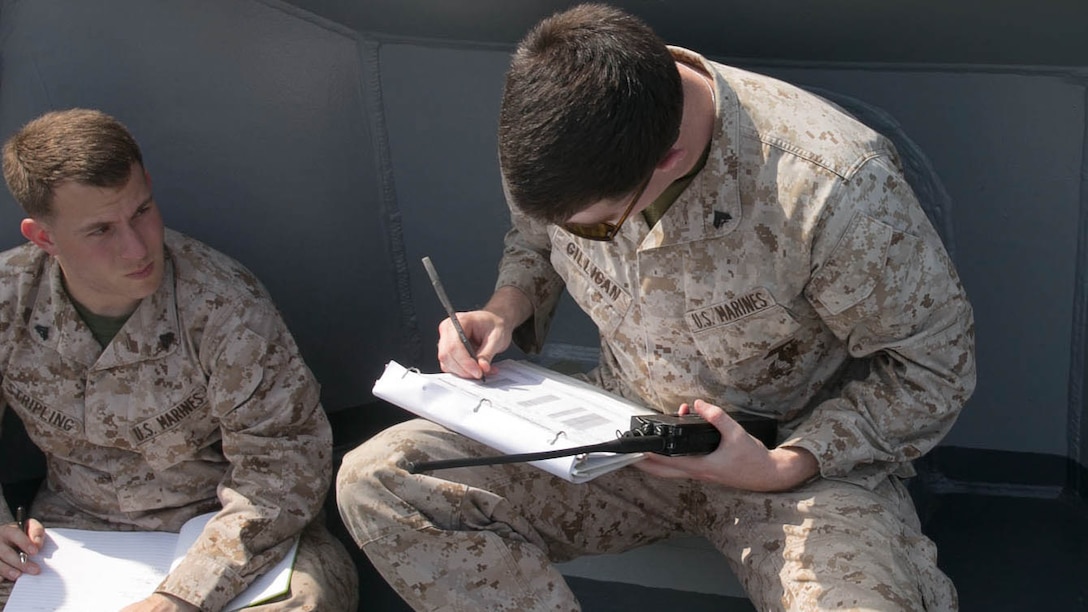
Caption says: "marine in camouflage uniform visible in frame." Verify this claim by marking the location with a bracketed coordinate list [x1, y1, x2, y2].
[337, 8, 974, 612]
[0, 109, 356, 611]
[0, 230, 358, 611]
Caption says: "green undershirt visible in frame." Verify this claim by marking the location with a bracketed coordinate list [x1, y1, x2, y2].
[71, 299, 132, 349]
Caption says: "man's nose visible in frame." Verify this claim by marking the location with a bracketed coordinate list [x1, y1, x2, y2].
[118, 224, 148, 260]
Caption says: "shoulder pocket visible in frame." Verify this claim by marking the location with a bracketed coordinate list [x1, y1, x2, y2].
[806, 213, 893, 315]
[207, 326, 267, 410]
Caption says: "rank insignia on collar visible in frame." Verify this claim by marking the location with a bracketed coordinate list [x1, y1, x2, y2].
[713, 210, 733, 229]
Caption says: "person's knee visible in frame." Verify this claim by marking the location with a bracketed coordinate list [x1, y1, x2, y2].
[337, 440, 388, 490]
[336, 419, 465, 501]
[335, 425, 434, 548]
[335, 426, 412, 500]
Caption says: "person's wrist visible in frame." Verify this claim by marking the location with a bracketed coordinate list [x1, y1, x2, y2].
[485, 285, 533, 326]
[768, 446, 819, 491]
[152, 591, 199, 612]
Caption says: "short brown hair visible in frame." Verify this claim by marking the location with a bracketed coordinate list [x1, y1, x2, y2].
[2, 108, 143, 219]
[498, 3, 682, 223]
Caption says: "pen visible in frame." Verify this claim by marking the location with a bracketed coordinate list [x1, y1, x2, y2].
[421, 256, 485, 381]
[15, 506, 27, 564]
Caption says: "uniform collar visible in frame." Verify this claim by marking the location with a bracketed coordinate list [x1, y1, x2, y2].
[29, 249, 181, 369]
[637, 47, 743, 250]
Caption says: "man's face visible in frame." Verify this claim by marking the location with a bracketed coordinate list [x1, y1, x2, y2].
[23, 163, 165, 317]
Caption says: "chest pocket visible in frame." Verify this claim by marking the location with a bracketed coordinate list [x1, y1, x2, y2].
[134, 384, 220, 471]
[2, 378, 84, 442]
[137, 325, 269, 470]
[687, 289, 802, 383]
[551, 233, 634, 339]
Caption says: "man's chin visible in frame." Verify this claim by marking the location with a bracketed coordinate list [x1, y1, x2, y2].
[130, 271, 164, 300]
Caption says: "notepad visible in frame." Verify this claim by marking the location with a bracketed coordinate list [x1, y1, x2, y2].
[6, 512, 298, 612]
[372, 359, 658, 483]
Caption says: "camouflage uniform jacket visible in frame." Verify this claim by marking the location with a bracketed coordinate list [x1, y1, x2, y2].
[496, 47, 976, 489]
[0, 229, 332, 611]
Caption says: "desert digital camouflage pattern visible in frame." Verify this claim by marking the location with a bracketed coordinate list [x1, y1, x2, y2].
[339, 419, 956, 610]
[338, 48, 973, 610]
[500, 47, 975, 489]
[0, 230, 356, 611]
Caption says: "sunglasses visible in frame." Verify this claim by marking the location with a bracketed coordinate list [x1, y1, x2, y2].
[562, 175, 653, 242]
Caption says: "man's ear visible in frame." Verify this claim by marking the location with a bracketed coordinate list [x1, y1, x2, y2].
[21, 218, 58, 255]
[656, 147, 687, 175]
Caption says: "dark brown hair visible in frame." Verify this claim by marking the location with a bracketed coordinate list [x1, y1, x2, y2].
[2, 108, 143, 219]
[498, 3, 683, 224]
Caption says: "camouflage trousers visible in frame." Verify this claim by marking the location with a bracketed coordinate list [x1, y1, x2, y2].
[0, 497, 358, 612]
[337, 419, 957, 611]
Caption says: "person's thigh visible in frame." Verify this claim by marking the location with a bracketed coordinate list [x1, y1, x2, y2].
[336, 419, 696, 610]
[338, 418, 691, 554]
[705, 477, 956, 611]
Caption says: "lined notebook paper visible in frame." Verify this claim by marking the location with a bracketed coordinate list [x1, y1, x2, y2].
[6, 512, 298, 612]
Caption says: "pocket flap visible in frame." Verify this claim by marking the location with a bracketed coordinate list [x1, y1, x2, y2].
[808, 213, 893, 316]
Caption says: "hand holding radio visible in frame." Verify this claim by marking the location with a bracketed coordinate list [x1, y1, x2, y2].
[625, 412, 776, 456]
[634, 399, 819, 492]
[406, 394, 811, 490]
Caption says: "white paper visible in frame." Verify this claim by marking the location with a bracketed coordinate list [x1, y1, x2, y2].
[372, 360, 656, 482]
[7, 512, 298, 612]
[6, 529, 176, 611]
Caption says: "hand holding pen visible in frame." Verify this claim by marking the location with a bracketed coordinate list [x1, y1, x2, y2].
[16, 507, 27, 564]
[422, 256, 489, 381]
[2, 506, 41, 581]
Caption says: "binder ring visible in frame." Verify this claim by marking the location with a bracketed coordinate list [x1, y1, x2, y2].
[548, 431, 567, 445]
[401, 367, 421, 379]
[473, 398, 491, 413]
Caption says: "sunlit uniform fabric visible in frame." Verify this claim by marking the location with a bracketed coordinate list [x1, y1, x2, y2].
[498, 47, 975, 490]
[337, 47, 974, 611]
[0, 229, 356, 611]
